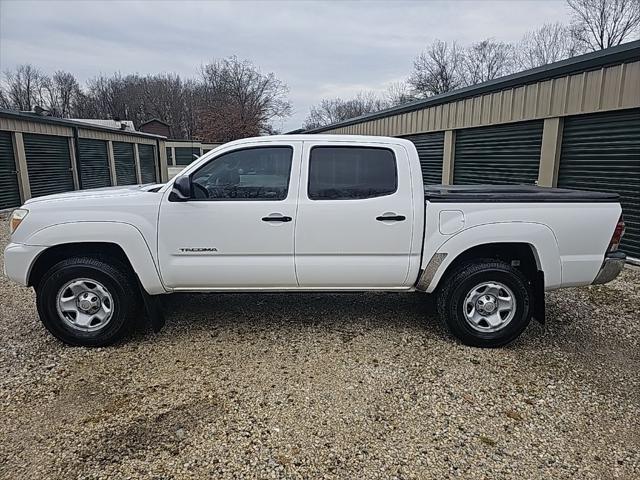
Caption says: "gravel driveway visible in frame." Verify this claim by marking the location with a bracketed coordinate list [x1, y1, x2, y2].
[0, 215, 638, 480]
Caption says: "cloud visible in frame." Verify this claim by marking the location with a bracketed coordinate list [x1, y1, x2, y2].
[0, 0, 571, 131]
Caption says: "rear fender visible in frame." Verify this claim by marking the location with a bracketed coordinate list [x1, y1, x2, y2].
[423, 222, 561, 293]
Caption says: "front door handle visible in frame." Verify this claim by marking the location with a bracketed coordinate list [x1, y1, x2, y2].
[376, 215, 406, 222]
[262, 215, 292, 222]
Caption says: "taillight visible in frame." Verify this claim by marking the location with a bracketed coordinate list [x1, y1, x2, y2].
[608, 215, 626, 252]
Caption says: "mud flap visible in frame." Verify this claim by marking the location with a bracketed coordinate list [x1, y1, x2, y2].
[140, 287, 166, 332]
[532, 270, 545, 324]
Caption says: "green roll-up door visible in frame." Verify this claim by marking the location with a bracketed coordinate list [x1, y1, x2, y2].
[113, 142, 137, 185]
[175, 147, 200, 165]
[454, 121, 543, 185]
[403, 132, 444, 185]
[23, 133, 75, 197]
[558, 109, 640, 259]
[0, 131, 21, 209]
[78, 138, 111, 189]
[138, 144, 157, 183]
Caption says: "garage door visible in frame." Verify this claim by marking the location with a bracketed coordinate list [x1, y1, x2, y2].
[558, 109, 640, 259]
[23, 134, 75, 197]
[138, 144, 157, 183]
[175, 147, 201, 165]
[404, 132, 444, 185]
[78, 138, 111, 189]
[113, 142, 137, 185]
[0, 131, 21, 209]
[454, 121, 543, 185]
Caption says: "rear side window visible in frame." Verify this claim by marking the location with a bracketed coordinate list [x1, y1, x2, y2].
[308, 147, 397, 200]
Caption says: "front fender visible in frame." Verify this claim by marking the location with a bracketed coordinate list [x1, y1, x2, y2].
[24, 221, 166, 295]
[424, 222, 561, 293]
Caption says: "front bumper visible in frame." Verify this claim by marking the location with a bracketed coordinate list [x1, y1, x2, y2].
[592, 251, 626, 285]
[3, 242, 48, 286]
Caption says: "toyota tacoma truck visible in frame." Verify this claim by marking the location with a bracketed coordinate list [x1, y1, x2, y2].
[4, 135, 627, 348]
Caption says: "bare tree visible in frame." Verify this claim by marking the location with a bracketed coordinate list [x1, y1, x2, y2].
[43, 71, 82, 117]
[140, 73, 188, 138]
[408, 40, 465, 97]
[304, 91, 387, 129]
[2, 64, 50, 111]
[384, 81, 416, 106]
[0, 88, 10, 109]
[197, 57, 292, 141]
[568, 0, 640, 51]
[0, 58, 291, 140]
[517, 22, 583, 69]
[463, 39, 516, 85]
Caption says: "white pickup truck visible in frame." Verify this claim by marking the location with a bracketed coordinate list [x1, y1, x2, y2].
[4, 135, 627, 348]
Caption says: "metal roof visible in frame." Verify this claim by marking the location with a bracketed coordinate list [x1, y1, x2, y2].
[71, 118, 136, 131]
[304, 40, 640, 133]
[140, 118, 170, 127]
[0, 109, 166, 139]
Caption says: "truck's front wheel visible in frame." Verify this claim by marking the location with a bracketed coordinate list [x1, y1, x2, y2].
[36, 257, 138, 347]
[437, 260, 533, 348]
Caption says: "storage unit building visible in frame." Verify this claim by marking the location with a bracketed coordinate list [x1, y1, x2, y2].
[557, 109, 640, 258]
[23, 133, 75, 197]
[165, 140, 222, 168]
[0, 131, 21, 210]
[453, 121, 543, 185]
[77, 138, 111, 189]
[305, 41, 640, 260]
[113, 142, 137, 186]
[138, 144, 158, 183]
[0, 109, 169, 210]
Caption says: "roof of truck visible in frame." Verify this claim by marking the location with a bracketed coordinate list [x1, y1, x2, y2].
[222, 134, 413, 145]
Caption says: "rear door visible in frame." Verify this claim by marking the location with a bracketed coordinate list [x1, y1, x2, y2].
[294, 141, 414, 288]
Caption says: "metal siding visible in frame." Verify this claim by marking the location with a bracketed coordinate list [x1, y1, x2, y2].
[621, 61, 640, 108]
[557, 109, 640, 259]
[403, 132, 445, 185]
[113, 142, 137, 185]
[0, 131, 21, 209]
[78, 138, 111, 189]
[453, 121, 543, 185]
[138, 144, 157, 183]
[23, 133, 74, 197]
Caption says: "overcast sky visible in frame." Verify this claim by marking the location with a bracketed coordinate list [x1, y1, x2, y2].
[0, 0, 573, 131]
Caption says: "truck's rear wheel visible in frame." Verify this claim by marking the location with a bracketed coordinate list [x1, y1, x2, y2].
[437, 259, 533, 348]
[36, 257, 138, 347]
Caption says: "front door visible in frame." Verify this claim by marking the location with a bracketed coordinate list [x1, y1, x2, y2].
[294, 142, 414, 288]
[158, 142, 301, 289]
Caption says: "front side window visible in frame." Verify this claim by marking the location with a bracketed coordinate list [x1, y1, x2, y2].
[191, 146, 293, 200]
[308, 146, 397, 200]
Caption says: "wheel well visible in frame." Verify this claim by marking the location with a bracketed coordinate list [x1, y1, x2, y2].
[443, 242, 540, 282]
[28, 242, 134, 288]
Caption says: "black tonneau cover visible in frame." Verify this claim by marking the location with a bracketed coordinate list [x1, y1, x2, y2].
[425, 185, 619, 203]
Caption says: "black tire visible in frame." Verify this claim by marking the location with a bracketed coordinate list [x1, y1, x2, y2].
[35, 256, 139, 347]
[436, 259, 533, 348]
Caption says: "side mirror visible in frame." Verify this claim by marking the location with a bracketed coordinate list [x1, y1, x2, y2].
[169, 176, 192, 202]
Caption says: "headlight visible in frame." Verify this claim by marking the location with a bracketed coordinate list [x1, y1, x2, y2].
[9, 209, 28, 234]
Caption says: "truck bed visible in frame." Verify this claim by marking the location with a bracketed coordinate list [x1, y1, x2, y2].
[425, 185, 620, 203]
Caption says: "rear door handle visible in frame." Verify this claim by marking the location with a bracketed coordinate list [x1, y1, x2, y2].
[262, 215, 292, 222]
[376, 215, 406, 222]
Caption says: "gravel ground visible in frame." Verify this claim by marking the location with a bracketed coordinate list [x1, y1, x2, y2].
[0, 215, 638, 480]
